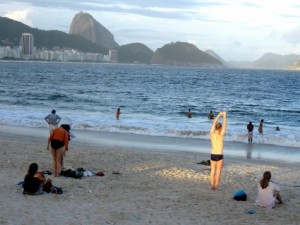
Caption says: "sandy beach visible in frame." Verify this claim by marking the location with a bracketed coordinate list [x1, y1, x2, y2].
[0, 126, 299, 225]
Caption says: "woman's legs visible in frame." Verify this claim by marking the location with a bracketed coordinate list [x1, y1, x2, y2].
[51, 148, 64, 177]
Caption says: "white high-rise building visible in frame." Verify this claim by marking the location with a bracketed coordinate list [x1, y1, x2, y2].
[21, 33, 34, 55]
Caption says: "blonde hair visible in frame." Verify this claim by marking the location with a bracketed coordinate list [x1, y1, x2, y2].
[215, 122, 222, 130]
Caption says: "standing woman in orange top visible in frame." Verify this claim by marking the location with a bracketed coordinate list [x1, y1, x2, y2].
[47, 125, 69, 176]
[116, 108, 121, 120]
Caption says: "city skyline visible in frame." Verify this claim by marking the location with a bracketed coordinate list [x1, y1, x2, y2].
[1, 0, 300, 61]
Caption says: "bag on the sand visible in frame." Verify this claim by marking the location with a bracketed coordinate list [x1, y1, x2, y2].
[233, 189, 247, 201]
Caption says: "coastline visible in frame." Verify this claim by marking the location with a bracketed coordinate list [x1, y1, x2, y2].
[0, 125, 299, 224]
[1, 124, 300, 164]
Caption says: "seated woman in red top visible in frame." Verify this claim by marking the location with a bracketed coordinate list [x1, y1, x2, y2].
[47, 124, 70, 176]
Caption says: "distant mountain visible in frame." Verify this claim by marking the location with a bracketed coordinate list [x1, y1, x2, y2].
[69, 11, 119, 50]
[151, 42, 224, 67]
[205, 49, 227, 66]
[117, 43, 153, 64]
[251, 53, 300, 69]
[0, 16, 107, 54]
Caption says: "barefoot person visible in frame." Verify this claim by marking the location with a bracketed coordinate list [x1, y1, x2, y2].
[47, 125, 69, 176]
[209, 111, 227, 190]
[256, 171, 283, 208]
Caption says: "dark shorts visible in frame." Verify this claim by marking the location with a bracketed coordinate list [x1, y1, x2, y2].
[211, 154, 224, 161]
[51, 139, 64, 150]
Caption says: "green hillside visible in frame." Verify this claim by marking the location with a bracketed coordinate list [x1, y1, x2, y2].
[151, 42, 223, 66]
[0, 17, 108, 54]
[117, 43, 154, 64]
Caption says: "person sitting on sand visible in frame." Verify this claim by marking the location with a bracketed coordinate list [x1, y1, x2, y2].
[256, 171, 283, 208]
[47, 125, 70, 177]
[209, 111, 227, 191]
[23, 163, 46, 195]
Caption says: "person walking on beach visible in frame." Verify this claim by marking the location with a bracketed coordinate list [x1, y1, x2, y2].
[258, 119, 264, 134]
[45, 109, 61, 134]
[256, 171, 283, 208]
[116, 108, 121, 120]
[47, 125, 70, 177]
[187, 109, 193, 118]
[209, 111, 227, 191]
[208, 111, 214, 119]
[247, 121, 254, 143]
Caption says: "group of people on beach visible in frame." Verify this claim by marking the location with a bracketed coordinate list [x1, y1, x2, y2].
[209, 111, 283, 207]
[23, 109, 70, 195]
[23, 108, 283, 208]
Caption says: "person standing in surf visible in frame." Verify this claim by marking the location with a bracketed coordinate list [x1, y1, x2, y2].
[209, 111, 227, 191]
[258, 119, 264, 134]
[116, 108, 121, 120]
[45, 109, 61, 135]
[187, 109, 193, 118]
[247, 121, 254, 143]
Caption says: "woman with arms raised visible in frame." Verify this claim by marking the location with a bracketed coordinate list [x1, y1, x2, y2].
[209, 111, 227, 191]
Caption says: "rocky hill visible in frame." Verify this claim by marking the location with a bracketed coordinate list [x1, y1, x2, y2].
[151, 42, 224, 67]
[251, 53, 300, 69]
[205, 49, 228, 67]
[117, 43, 153, 64]
[0, 16, 107, 54]
[69, 11, 119, 50]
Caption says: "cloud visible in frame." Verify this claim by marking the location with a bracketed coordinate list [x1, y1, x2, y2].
[282, 26, 300, 45]
[4, 9, 32, 26]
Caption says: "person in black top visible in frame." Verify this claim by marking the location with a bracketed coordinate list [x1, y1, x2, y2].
[247, 121, 254, 143]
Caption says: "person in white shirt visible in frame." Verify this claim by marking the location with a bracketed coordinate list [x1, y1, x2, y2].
[256, 171, 283, 208]
[45, 109, 61, 134]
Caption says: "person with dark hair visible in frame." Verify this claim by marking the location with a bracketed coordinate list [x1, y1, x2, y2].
[208, 111, 214, 119]
[187, 109, 193, 118]
[23, 163, 46, 195]
[256, 171, 283, 208]
[247, 121, 254, 143]
[258, 119, 264, 134]
[47, 124, 70, 176]
[209, 111, 227, 191]
[23, 163, 63, 195]
[116, 108, 121, 120]
[44, 109, 61, 134]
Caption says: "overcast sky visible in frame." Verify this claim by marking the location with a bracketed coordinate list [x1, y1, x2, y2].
[1, 0, 300, 61]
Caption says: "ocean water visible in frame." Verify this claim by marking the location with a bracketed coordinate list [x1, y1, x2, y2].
[1, 61, 300, 149]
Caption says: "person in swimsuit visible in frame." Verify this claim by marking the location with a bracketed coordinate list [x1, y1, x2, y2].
[247, 121, 254, 143]
[258, 119, 264, 134]
[187, 109, 193, 118]
[208, 111, 214, 119]
[209, 111, 227, 190]
[116, 108, 121, 120]
[47, 125, 69, 176]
